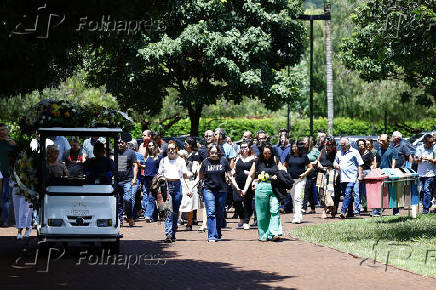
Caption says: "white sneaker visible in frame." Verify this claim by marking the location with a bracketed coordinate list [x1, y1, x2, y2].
[16, 233, 23, 240]
[243, 223, 250, 230]
[292, 219, 301, 224]
[24, 228, 32, 238]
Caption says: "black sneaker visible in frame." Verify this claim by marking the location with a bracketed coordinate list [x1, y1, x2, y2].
[171, 237, 176, 242]
[164, 236, 173, 243]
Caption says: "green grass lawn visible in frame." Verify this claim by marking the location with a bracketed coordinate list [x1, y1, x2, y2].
[290, 215, 436, 277]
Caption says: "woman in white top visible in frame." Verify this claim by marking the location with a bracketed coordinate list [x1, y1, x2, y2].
[158, 140, 190, 243]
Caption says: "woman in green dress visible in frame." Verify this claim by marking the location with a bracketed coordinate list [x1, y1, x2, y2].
[242, 144, 282, 241]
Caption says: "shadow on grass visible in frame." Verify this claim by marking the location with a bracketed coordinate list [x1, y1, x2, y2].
[0, 236, 294, 289]
[373, 215, 412, 224]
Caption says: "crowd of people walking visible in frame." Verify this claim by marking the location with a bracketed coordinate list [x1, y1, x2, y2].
[0, 122, 435, 243]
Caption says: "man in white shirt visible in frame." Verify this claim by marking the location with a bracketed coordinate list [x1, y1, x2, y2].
[414, 134, 435, 214]
[30, 131, 54, 153]
[158, 140, 190, 243]
[335, 137, 364, 219]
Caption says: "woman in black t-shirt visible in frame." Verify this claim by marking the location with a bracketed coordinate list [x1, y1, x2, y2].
[243, 144, 283, 241]
[283, 140, 312, 224]
[230, 141, 255, 230]
[199, 145, 232, 242]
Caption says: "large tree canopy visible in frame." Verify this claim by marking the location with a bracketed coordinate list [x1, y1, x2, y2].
[0, 0, 167, 98]
[340, 0, 436, 105]
[85, 0, 306, 135]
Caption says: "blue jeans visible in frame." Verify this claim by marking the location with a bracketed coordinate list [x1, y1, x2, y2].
[117, 180, 134, 221]
[421, 176, 435, 213]
[1, 176, 10, 224]
[340, 182, 359, 215]
[203, 189, 227, 241]
[142, 176, 156, 220]
[164, 181, 182, 238]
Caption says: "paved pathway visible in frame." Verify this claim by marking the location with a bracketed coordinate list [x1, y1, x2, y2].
[0, 210, 434, 289]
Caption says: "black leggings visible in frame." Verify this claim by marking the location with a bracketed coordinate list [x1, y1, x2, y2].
[233, 187, 254, 224]
[303, 178, 316, 210]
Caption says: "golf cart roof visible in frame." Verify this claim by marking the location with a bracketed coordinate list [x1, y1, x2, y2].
[38, 127, 123, 136]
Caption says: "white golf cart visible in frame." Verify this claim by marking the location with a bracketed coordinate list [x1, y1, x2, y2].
[38, 127, 123, 251]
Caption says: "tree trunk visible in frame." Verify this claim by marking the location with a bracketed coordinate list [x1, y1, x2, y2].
[325, 19, 334, 136]
[187, 104, 203, 137]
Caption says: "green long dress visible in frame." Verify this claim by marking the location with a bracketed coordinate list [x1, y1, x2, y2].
[255, 182, 283, 241]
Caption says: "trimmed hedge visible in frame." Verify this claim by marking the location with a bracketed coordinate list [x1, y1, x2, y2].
[146, 117, 436, 140]
[7, 117, 435, 141]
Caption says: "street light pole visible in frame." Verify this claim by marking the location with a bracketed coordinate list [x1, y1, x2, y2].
[298, 4, 330, 137]
[309, 18, 314, 137]
[287, 65, 290, 133]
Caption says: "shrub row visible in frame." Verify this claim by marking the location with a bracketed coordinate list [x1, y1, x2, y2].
[156, 117, 436, 139]
[6, 117, 435, 141]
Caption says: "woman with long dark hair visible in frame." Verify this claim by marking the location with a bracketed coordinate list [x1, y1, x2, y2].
[230, 140, 256, 230]
[198, 144, 232, 242]
[243, 144, 282, 241]
[283, 140, 313, 224]
[316, 137, 341, 218]
[141, 139, 162, 222]
[302, 136, 320, 214]
[179, 137, 201, 231]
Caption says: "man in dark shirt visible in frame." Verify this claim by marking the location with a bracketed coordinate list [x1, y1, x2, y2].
[372, 134, 399, 217]
[251, 130, 268, 157]
[117, 133, 138, 226]
[0, 123, 16, 226]
[392, 131, 412, 168]
[199, 130, 215, 161]
[84, 141, 114, 185]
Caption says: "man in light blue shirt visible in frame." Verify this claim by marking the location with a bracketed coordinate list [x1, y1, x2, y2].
[214, 128, 237, 160]
[83, 136, 106, 159]
[335, 137, 364, 218]
[415, 134, 436, 213]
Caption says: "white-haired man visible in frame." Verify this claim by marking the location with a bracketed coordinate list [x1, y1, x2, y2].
[334, 137, 364, 219]
[392, 131, 412, 169]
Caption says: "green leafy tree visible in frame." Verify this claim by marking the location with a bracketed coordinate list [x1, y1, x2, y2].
[0, 0, 167, 98]
[340, 0, 436, 105]
[86, 0, 306, 136]
[0, 71, 118, 123]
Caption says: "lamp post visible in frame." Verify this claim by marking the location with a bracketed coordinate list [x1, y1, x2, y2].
[297, 1, 331, 137]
